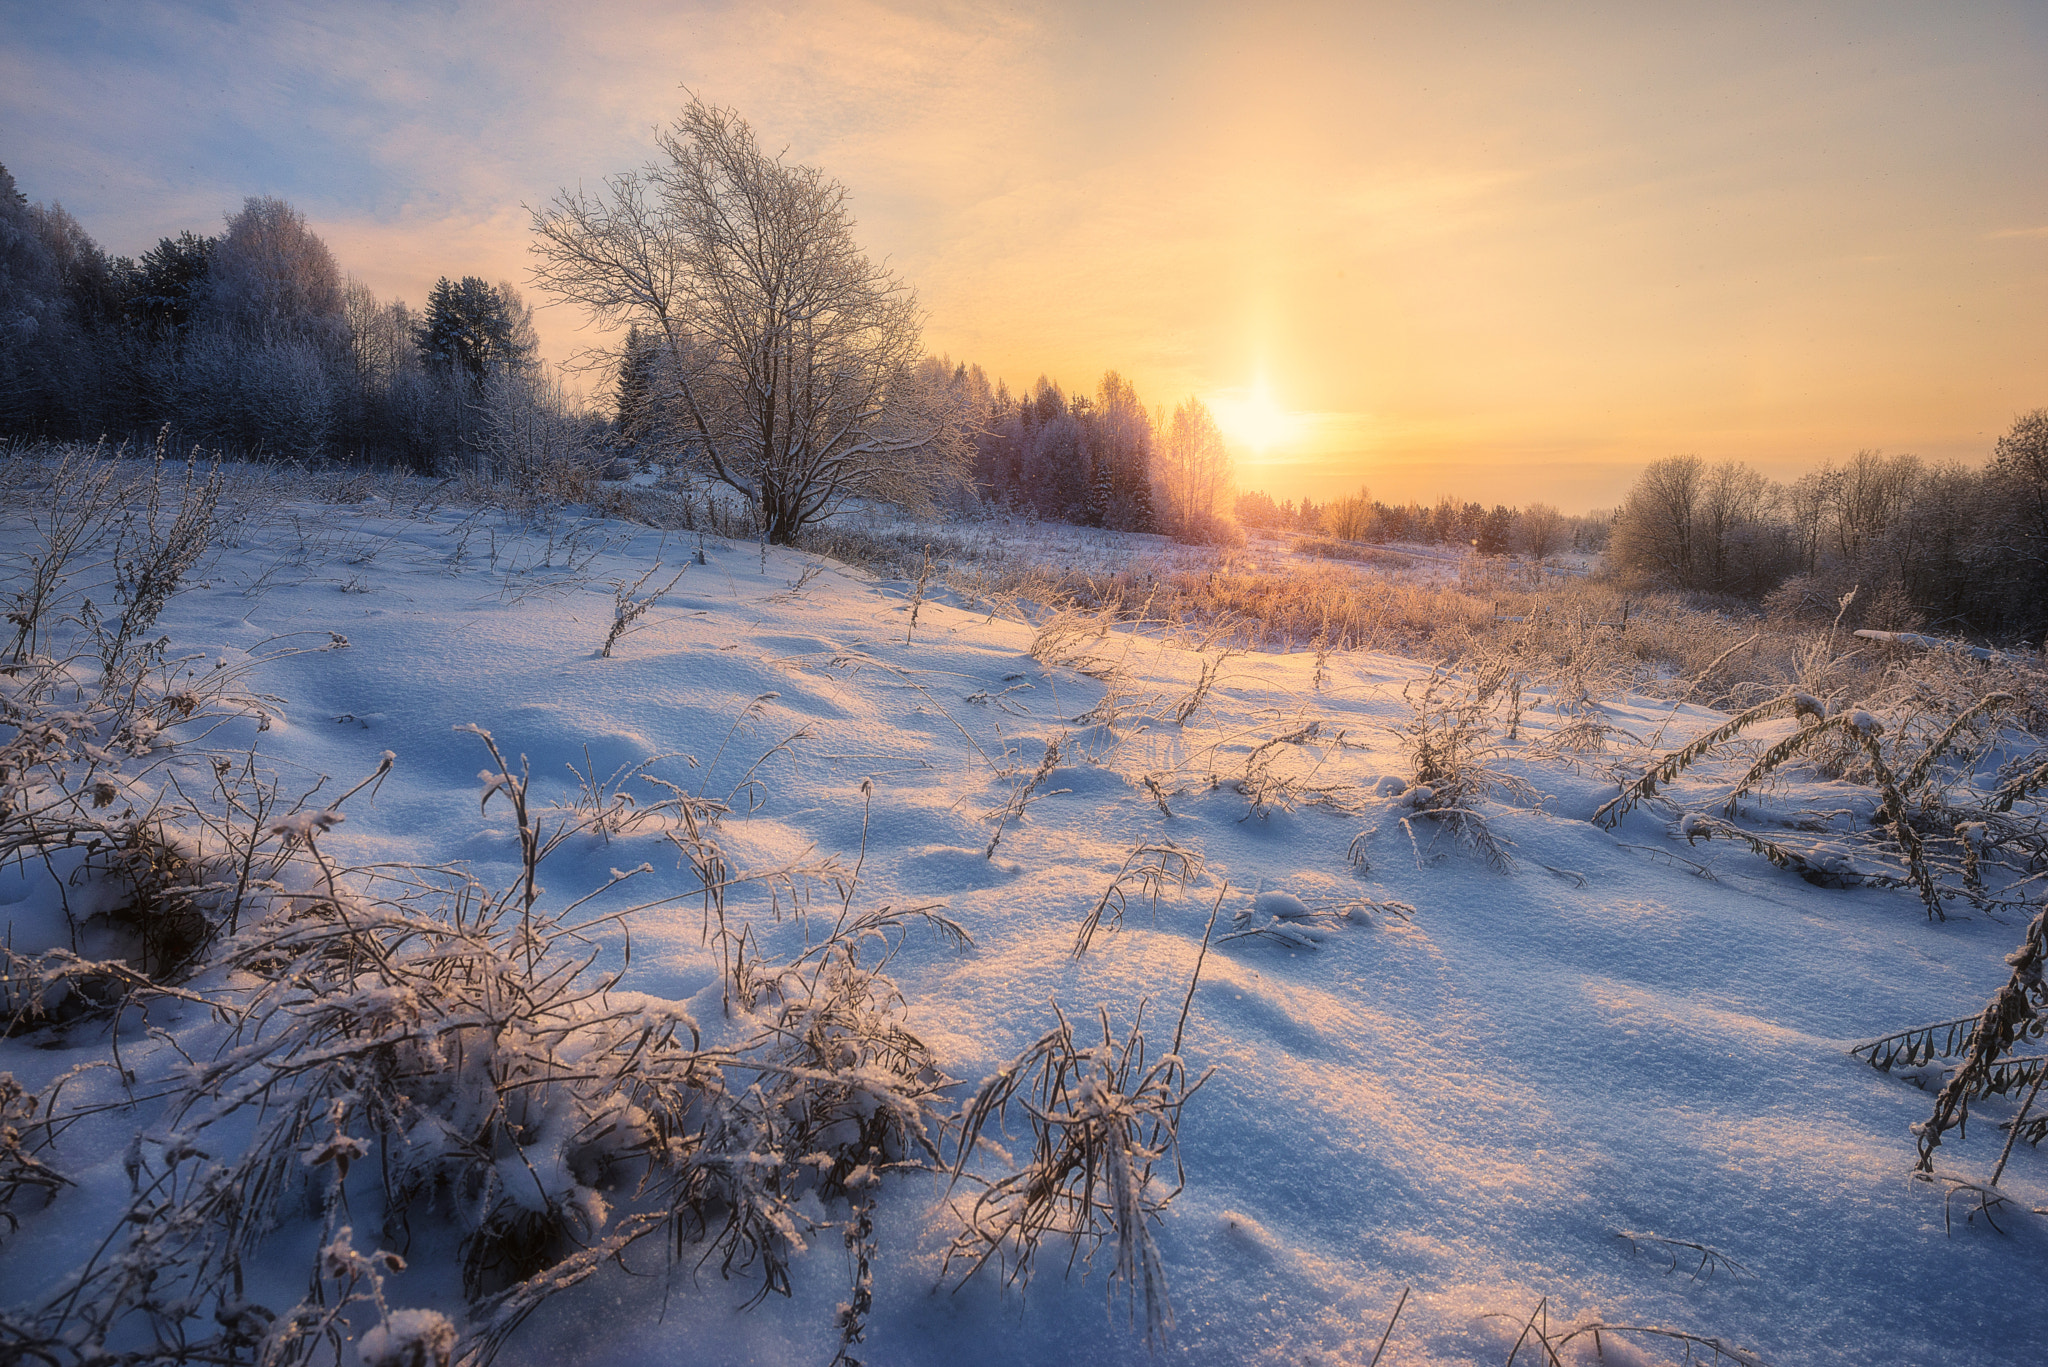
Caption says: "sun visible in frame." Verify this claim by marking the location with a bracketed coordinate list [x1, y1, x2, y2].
[1210, 384, 1300, 455]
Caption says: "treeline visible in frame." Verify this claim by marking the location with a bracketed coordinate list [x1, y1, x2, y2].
[1609, 431, 2048, 642]
[1236, 487, 1612, 558]
[622, 349, 1241, 543]
[964, 371, 1237, 542]
[0, 164, 583, 471]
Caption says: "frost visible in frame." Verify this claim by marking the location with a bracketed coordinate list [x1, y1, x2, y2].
[359, 1308, 458, 1367]
[269, 809, 344, 839]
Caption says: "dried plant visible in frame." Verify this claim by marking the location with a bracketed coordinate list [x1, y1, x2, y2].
[1613, 1229, 1752, 1280]
[1, 446, 122, 669]
[601, 561, 686, 657]
[3, 728, 968, 1367]
[943, 1001, 1210, 1341]
[1027, 602, 1118, 672]
[985, 734, 1068, 859]
[1071, 842, 1202, 956]
[98, 445, 225, 684]
[1235, 720, 1361, 821]
[1169, 650, 1236, 726]
[0, 1072, 71, 1236]
[904, 542, 935, 642]
[1356, 669, 1534, 873]
[1595, 692, 1826, 829]
[1220, 890, 1414, 950]
[1488, 1295, 1770, 1367]
[1914, 906, 2048, 1174]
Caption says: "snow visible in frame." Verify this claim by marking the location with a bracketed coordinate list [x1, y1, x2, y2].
[360, 1308, 459, 1367]
[2, 475, 2044, 1366]
[1252, 891, 1314, 921]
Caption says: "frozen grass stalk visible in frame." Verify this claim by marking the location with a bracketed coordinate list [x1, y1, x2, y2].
[943, 1000, 1210, 1342]
[601, 561, 687, 657]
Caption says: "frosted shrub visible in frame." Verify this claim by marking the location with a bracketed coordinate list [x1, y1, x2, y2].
[1851, 906, 2048, 1202]
[361, 1308, 460, 1367]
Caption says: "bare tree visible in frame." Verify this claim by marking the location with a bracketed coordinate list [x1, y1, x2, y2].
[1823, 450, 1920, 564]
[529, 98, 971, 542]
[1517, 501, 1565, 560]
[1612, 455, 1789, 594]
[1611, 453, 1703, 584]
[1156, 397, 1232, 540]
[1320, 485, 1375, 541]
[343, 277, 419, 384]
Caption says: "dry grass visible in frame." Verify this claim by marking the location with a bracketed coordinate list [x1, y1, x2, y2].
[0, 447, 1004, 1365]
[0, 718, 973, 1366]
[794, 512, 2047, 738]
[1071, 842, 1203, 956]
[943, 1001, 1210, 1342]
[1487, 1293, 1770, 1367]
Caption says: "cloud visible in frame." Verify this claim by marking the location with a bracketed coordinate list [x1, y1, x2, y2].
[2, 1, 2041, 494]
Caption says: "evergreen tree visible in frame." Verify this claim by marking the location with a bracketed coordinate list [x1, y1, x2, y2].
[613, 324, 661, 439]
[1477, 504, 1516, 556]
[125, 231, 216, 340]
[416, 275, 529, 383]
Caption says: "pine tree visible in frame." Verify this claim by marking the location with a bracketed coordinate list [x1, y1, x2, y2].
[124, 231, 216, 340]
[416, 276, 529, 383]
[1477, 504, 1516, 556]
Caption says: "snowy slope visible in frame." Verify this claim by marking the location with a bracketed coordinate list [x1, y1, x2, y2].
[3, 482, 2042, 1367]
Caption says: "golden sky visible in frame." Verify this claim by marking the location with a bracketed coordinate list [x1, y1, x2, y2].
[7, 1, 2045, 510]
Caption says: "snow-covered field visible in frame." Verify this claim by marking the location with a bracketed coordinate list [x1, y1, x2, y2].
[3, 469, 2044, 1366]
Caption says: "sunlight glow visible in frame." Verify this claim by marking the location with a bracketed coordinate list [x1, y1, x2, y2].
[1210, 384, 1305, 457]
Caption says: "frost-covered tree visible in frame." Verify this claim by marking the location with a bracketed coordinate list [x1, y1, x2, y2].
[1518, 502, 1565, 560]
[157, 196, 351, 458]
[1092, 370, 1156, 531]
[204, 196, 344, 343]
[1988, 410, 2048, 642]
[1157, 397, 1232, 541]
[530, 97, 971, 542]
[1611, 455, 1790, 596]
[1990, 410, 2048, 550]
[612, 324, 661, 439]
[0, 168, 127, 434]
[1611, 454, 1705, 584]
[1320, 486, 1374, 541]
[1476, 505, 1515, 557]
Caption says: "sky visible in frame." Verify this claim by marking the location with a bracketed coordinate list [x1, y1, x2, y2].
[4, 0, 2045, 511]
